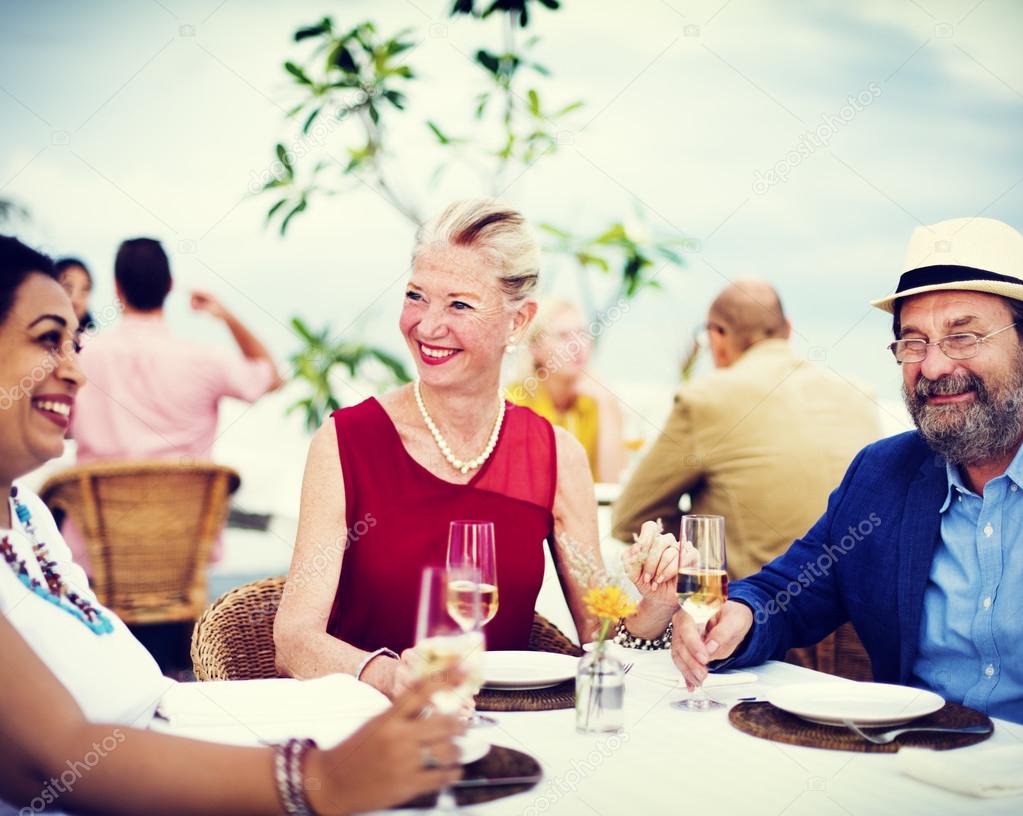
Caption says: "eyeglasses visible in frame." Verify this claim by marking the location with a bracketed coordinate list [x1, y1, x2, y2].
[888, 322, 1017, 364]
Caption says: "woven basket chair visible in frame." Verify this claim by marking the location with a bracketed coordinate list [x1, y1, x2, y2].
[40, 460, 240, 626]
[191, 575, 582, 681]
[786, 621, 874, 682]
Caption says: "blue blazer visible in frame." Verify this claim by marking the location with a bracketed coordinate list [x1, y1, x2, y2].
[725, 431, 947, 682]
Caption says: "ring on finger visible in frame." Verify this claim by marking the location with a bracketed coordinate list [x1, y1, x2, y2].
[421, 745, 439, 770]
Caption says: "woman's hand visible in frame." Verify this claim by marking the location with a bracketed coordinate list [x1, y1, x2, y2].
[619, 520, 697, 638]
[361, 652, 417, 700]
[308, 677, 466, 815]
[622, 520, 695, 605]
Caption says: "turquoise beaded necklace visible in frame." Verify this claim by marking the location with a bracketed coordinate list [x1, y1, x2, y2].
[1, 487, 114, 635]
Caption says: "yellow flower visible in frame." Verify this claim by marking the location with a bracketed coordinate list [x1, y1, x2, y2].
[583, 585, 637, 622]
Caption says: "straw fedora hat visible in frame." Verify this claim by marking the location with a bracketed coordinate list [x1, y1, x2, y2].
[871, 217, 1023, 313]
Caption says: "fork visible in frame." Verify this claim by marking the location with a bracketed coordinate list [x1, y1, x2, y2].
[842, 719, 992, 744]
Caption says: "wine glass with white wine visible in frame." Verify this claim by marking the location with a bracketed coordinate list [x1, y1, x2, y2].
[446, 521, 498, 727]
[673, 514, 728, 712]
[414, 566, 485, 812]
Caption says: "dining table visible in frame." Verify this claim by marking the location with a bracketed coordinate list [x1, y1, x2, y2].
[153, 651, 1022, 815]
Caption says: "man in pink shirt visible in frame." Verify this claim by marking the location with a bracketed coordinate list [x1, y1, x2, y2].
[68, 238, 281, 570]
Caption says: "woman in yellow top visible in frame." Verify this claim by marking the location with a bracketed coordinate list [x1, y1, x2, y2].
[509, 299, 625, 483]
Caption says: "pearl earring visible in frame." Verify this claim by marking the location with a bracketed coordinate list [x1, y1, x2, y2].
[505, 338, 518, 354]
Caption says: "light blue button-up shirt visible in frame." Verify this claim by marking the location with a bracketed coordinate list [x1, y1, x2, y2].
[911, 444, 1023, 723]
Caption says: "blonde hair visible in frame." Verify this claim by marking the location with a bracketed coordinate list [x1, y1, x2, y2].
[412, 198, 540, 302]
[526, 298, 583, 348]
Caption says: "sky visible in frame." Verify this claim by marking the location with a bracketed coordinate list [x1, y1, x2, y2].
[3, 0, 1023, 509]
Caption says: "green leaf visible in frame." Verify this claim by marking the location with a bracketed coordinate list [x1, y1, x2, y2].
[280, 198, 307, 235]
[383, 90, 406, 110]
[368, 103, 380, 126]
[474, 92, 490, 119]
[576, 251, 610, 272]
[284, 61, 312, 85]
[330, 44, 358, 73]
[302, 106, 322, 134]
[274, 143, 294, 177]
[427, 120, 451, 145]
[537, 0, 560, 8]
[593, 223, 628, 245]
[475, 49, 501, 76]
[527, 88, 540, 116]
[294, 18, 332, 41]
[386, 39, 416, 57]
[451, 0, 474, 14]
[655, 246, 683, 265]
[555, 100, 584, 117]
[265, 198, 288, 223]
[538, 222, 571, 239]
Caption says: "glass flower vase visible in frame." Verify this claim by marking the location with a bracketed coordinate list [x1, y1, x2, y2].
[575, 642, 625, 734]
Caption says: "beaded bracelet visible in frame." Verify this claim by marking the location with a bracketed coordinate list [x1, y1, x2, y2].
[612, 616, 673, 650]
[273, 737, 318, 816]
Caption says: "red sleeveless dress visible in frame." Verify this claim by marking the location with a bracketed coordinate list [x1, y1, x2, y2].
[326, 398, 557, 653]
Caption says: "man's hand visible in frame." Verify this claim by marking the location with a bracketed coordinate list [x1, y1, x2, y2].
[670, 601, 753, 690]
[190, 291, 230, 321]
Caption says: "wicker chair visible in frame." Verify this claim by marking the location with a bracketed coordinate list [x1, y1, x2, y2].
[786, 622, 873, 682]
[40, 460, 240, 625]
[191, 575, 582, 681]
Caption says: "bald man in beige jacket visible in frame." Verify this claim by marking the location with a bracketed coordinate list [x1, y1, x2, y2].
[612, 280, 882, 580]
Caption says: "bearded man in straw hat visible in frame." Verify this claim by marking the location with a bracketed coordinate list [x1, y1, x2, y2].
[621, 217, 1023, 724]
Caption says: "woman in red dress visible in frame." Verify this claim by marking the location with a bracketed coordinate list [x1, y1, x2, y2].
[274, 199, 606, 698]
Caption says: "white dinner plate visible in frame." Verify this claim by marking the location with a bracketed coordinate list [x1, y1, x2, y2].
[769, 682, 945, 727]
[482, 651, 578, 690]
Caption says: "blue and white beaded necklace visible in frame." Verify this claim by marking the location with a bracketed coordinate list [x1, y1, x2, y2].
[1, 487, 114, 635]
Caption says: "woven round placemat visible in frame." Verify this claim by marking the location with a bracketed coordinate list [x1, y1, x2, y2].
[400, 745, 542, 808]
[475, 678, 575, 711]
[729, 701, 993, 753]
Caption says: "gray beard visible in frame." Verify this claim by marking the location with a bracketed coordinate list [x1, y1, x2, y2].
[903, 366, 1023, 466]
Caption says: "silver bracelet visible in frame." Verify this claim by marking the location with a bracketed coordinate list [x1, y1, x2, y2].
[355, 647, 399, 681]
[612, 616, 673, 650]
[273, 737, 317, 816]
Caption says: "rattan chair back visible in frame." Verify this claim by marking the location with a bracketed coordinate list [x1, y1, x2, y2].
[40, 460, 239, 625]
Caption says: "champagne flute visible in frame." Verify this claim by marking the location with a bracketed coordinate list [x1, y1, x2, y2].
[446, 521, 498, 727]
[447, 521, 498, 627]
[414, 567, 485, 813]
[672, 514, 728, 712]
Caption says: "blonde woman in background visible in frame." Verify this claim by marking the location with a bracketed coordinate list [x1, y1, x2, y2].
[509, 299, 625, 483]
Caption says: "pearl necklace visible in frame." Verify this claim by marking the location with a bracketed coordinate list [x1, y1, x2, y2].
[413, 380, 505, 475]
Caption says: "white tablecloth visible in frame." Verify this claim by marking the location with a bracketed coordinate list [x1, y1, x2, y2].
[153, 656, 1023, 815]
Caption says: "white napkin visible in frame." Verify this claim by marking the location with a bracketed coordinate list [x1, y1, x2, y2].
[631, 669, 757, 689]
[897, 746, 1023, 798]
[156, 675, 390, 728]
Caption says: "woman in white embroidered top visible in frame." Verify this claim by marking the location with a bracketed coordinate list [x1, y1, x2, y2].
[0, 236, 464, 815]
